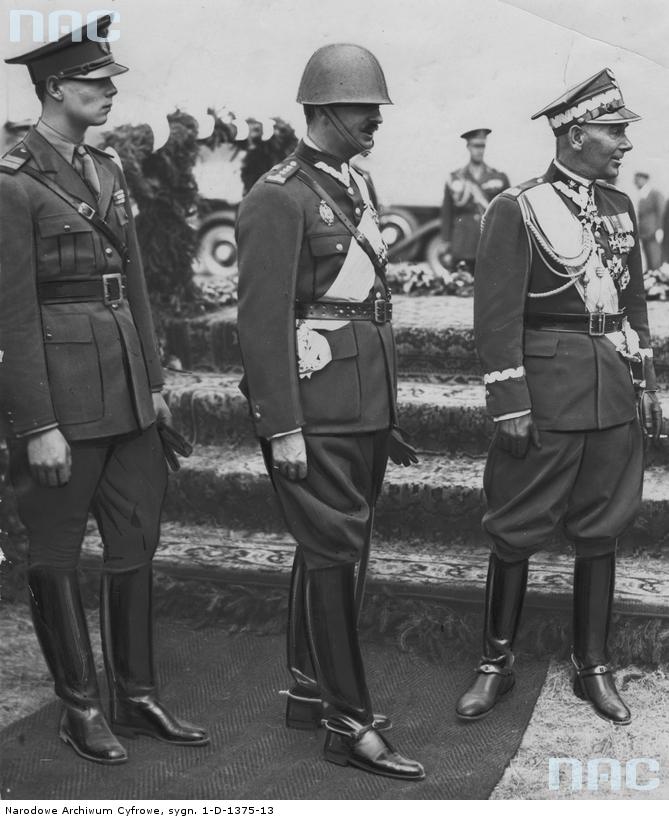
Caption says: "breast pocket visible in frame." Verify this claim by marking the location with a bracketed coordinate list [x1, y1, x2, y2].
[38, 213, 98, 276]
[309, 233, 351, 258]
[43, 313, 104, 424]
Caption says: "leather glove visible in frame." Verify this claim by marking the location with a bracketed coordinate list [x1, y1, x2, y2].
[388, 427, 419, 467]
[157, 422, 193, 471]
[638, 389, 663, 442]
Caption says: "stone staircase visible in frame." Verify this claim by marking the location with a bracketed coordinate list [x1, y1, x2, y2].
[3, 295, 669, 663]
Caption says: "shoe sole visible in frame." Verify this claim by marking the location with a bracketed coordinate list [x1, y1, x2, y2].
[112, 724, 210, 746]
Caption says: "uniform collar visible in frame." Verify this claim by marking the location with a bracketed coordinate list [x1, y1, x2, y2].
[553, 158, 593, 189]
[298, 138, 351, 187]
[35, 118, 79, 164]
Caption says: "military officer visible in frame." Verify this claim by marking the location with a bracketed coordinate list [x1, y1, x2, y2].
[440, 128, 510, 272]
[456, 69, 662, 725]
[0, 17, 208, 763]
[236, 44, 424, 781]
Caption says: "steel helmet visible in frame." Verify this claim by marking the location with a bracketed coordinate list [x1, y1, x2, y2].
[296, 44, 392, 105]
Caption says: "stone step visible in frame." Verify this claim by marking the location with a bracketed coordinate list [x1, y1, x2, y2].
[164, 370, 491, 454]
[76, 522, 669, 664]
[164, 444, 669, 553]
[164, 296, 669, 381]
[164, 370, 669, 466]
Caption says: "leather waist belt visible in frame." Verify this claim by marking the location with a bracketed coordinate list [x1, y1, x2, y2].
[525, 311, 625, 336]
[295, 298, 392, 324]
[38, 273, 126, 306]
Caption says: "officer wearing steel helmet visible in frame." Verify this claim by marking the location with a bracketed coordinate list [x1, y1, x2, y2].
[236, 44, 424, 780]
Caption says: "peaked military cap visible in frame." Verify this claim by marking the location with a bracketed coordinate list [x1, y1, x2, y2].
[531, 68, 640, 135]
[460, 128, 491, 141]
[4, 14, 127, 84]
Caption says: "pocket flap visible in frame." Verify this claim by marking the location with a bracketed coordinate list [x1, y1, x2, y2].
[322, 323, 358, 360]
[39, 213, 93, 238]
[523, 330, 559, 357]
[309, 233, 350, 257]
[43, 314, 93, 343]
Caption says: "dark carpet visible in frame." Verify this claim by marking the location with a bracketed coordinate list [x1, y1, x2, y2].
[0, 623, 548, 800]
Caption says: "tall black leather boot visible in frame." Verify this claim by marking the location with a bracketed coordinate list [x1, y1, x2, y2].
[100, 564, 209, 745]
[456, 553, 528, 720]
[285, 553, 391, 731]
[305, 565, 424, 781]
[572, 553, 631, 725]
[27, 566, 127, 764]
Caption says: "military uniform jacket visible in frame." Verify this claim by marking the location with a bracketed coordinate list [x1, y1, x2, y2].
[441, 163, 510, 260]
[236, 141, 397, 439]
[475, 162, 652, 431]
[0, 128, 162, 441]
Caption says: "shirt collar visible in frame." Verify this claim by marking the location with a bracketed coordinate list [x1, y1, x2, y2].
[35, 119, 78, 164]
[553, 158, 592, 189]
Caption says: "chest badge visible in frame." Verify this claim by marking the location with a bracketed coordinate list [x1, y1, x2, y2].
[319, 200, 335, 226]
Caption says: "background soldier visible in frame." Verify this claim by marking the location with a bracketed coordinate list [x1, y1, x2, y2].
[0, 17, 208, 764]
[633, 171, 664, 272]
[456, 69, 662, 726]
[440, 127, 509, 272]
[236, 44, 424, 781]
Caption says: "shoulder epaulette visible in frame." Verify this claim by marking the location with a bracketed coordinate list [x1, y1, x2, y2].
[0, 142, 30, 174]
[503, 176, 544, 199]
[265, 158, 300, 185]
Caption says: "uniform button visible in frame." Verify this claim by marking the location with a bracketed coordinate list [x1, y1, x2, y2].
[45, 331, 53, 339]
[355, 207, 361, 215]
[105, 247, 113, 256]
[254, 411, 261, 419]
[336, 243, 344, 251]
[63, 224, 71, 232]
[111, 303, 119, 310]
[375, 291, 382, 298]
[347, 187, 354, 195]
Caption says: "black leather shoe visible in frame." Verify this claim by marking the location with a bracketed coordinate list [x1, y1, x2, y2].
[456, 662, 515, 721]
[59, 706, 128, 765]
[286, 686, 392, 731]
[323, 718, 424, 781]
[572, 661, 631, 725]
[112, 696, 210, 745]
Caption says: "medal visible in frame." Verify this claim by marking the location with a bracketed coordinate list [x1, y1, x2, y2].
[319, 200, 335, 226]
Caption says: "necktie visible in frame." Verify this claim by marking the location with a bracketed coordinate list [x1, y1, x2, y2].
[73, 144, 101, 198]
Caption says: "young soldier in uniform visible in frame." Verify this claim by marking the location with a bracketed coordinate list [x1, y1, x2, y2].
[0, 17, 208, 763]
[456, 69, 662, 726]
[440, 128, 510, 272]
[236, 44, 424, 781]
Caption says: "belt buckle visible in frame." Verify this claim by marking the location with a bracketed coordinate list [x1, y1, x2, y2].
[588, 312, 606, 336]
[373, 299, 391, 324]
[77, 202, 96, 220]
[103, 272, 123, 306]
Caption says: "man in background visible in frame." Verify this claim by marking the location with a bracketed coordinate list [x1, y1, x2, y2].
[440, 128, 510, 272]
[634, 171, 664, 271]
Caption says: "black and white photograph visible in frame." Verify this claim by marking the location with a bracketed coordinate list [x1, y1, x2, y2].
[1, 0, 668, 807]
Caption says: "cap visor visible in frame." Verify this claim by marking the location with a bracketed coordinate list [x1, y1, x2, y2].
[71, 61, 128, 80]
[590, 105, 641, 125]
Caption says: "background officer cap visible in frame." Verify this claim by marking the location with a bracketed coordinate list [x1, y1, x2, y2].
[531, 68, 640, 135]
[4, 14, 128, 84]
[460, 128, 491, 141]
[296, 43, 392, 105]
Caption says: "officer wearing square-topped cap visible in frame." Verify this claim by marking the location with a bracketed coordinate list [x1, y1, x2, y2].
[456, 69, 662, 726]
[440, 128, 510, 273]
[1, 15, 208, 764]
